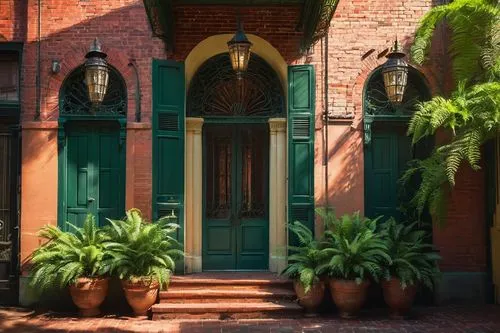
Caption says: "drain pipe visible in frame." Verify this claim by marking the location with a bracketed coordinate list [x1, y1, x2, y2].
[323, 34, 330, 210]
[128, 59, 142, 122]
[35, 0, 41, 120]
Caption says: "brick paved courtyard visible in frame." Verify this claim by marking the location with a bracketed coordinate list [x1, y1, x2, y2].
[1, 305, 500, 333]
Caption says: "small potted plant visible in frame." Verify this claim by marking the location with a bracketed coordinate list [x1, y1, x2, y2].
[30, 215, 110, 317]
[281, 221, 325, 316]
[105, 209, 183, 316]
[317, 209, 390, 318]
[381, 218, 440, 318]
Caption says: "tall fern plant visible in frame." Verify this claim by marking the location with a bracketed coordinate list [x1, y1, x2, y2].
[404, 0, 500, 223]
[104, 209, 184, 289]
[317, 209, 391, 284]
[381, 219, 441, 290]
[30, 215, 110, 293]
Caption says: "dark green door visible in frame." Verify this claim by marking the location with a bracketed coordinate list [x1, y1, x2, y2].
[203, 124, 269, 270]
[61, 123, 124, 229]
[364, 123, 431, 221]
[0, 123, 20, 304]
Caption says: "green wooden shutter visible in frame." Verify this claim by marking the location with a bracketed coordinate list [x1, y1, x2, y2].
[288, 65, 315, 242]
[152, 60, 185, 263]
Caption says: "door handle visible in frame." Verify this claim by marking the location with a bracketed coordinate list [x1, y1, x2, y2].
[88, 197, 95, 203]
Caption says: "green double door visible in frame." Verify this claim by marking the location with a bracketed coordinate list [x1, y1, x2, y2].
[202, 124, 269, 270]
[60, 123, 125, 229]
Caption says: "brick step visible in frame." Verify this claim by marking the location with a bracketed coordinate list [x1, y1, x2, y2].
[169, 276, 291, 288]
[166, 284, 292, 291]
[159, 288, 296, 303]
[151, 301, 302, 320]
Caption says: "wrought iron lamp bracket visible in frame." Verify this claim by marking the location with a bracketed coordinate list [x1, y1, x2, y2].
[364, 117, 373, 146]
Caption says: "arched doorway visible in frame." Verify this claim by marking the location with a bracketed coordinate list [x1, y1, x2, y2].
[363, 67, 432, 222]
[58, 65, 127, 229]
[187, 53, 285, 271]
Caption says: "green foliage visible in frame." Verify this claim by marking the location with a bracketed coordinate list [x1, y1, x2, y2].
[401, 153, 449, 223]
[381, 218, 441, 290]
[30, 215, 109, 293]
[317, 209, 391, 284]
[281, 220, 323, 293]
[411, 0, 500, 84]
[404, 0, 500, 223]
[104, 209, 183, 289]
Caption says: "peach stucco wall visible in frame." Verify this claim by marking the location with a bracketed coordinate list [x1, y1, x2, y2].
[20, 122, 59, 267]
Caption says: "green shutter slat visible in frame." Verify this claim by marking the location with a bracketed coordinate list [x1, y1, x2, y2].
[153, 59, 185, 273]
[288, 65, 315, 243]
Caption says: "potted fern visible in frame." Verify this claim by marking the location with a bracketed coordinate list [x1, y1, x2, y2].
[105, 209, 183, 316]
[281, 221, 325, 316]
[317, 209, 390, 318]
[381, 218, 440, 318]
[30, 215, 110, 317]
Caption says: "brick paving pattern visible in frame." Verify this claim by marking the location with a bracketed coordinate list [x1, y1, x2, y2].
[1, 305, 500, 333]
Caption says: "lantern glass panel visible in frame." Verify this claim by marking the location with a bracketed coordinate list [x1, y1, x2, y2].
[85, 64, 109, 104]
[383, 66, 408, 104]
[228, 43, 251, 73]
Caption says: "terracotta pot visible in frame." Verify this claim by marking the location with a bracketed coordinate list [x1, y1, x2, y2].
[121, 279, 159, 316]
[382, 278, 417, 319]
[293, 280, 325, 316]
[328, 279, 370, 319]
[69, 277, 109, 317]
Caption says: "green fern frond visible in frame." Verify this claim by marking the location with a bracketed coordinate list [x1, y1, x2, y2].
[104, 209, 183, 290]
[29, 214, 109, 294]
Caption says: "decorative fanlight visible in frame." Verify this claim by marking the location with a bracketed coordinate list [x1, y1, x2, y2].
[84, 38, 109, 105]
[227, 19, 252, 80]
[382, 40, 409, 105]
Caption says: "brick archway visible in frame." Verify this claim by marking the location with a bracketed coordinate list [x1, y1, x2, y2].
[45, 47, 137, 121]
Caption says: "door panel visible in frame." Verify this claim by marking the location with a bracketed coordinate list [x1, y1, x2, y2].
[203, 127, 236, 270]
[364, 124, 431, 221]
[236, 126, 268, 270]
[66, 132, 93, 229]
[203, 124, 269, 270]
[96, 131, 122, 225]
[366, 133, 398, 219]
[0, 124, 20, 304]
[62, 124, 124, 229]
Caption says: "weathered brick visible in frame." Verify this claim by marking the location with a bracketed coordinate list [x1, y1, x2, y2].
[2, 0, 488, 273]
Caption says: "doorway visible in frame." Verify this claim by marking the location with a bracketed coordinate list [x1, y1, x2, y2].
[363, 67, 432, 222]
[364, 122, 432, 221]
[0, 123, 20, 304]
[59, 122, 125, 228]
[202, 124, 269, 270]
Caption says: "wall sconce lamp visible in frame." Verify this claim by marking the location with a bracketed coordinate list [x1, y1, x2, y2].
[382, 40, 409, 105]
[84, 38, 109, 105]
[227, 18, 252, 80]
[51, 60, 61, 74]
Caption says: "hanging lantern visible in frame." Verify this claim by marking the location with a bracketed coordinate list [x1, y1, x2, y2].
[382, 40, 409, 105]
[227, 19, 252, 80]
[84, 38, 109, 105]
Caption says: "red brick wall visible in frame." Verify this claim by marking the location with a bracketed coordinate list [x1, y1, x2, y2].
[0, 0, 26, 41]
[3, 0, 488, 273]
[305, 0, 487, 272]
[171, 5, 302, 62]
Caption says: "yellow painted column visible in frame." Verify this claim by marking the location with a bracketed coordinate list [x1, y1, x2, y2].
[185, 117, 204, 273]
[269, 118, 287, 273]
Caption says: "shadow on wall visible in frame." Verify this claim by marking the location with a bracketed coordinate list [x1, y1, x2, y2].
[317, 122, 364, 216]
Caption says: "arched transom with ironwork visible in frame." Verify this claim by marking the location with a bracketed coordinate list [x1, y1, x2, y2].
[363, 67, 430, 145]
[187, 53, 285, 118]
[59, 65, 127, 116]
[364, 67, 430, 118]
